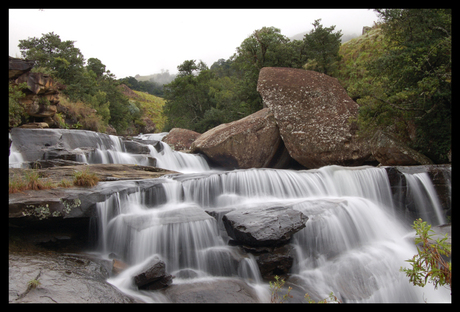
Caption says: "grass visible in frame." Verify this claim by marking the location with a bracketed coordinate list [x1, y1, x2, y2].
[9, 168, 98, 193]
[72, 169, 99, 187]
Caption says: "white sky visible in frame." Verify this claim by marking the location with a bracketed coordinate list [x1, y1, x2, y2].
[9, 8, 380, 79]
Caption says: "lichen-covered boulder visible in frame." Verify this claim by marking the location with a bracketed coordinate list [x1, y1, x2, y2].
[257, 67, 372, 169]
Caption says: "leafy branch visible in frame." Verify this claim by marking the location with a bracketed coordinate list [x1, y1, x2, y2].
[400, 219, 451, 292]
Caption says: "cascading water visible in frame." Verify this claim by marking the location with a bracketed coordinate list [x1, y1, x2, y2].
[93, 165, 451, 303]
[133, 133, 210, 173]
[9, 128, 450, 303]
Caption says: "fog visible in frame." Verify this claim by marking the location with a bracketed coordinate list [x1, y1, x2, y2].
[9, 9, 379, 79]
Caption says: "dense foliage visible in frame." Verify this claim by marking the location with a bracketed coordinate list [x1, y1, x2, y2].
[350, 9, 451, 163]
[10, 10, 451, 163]
[14, 32, 162, 135]
[163, 21, 342, 132]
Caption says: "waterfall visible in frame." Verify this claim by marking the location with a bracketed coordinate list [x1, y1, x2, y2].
[134, 133, 210, 173]
[8, 128, 450, 302]
[403, 172, 446, 226]
[92, 165, 450, 303]
[9, 132, 26, 168]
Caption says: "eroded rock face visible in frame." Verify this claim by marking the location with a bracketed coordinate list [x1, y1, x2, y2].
[191, 108, 283, 169]
[257, 67, 372, 169]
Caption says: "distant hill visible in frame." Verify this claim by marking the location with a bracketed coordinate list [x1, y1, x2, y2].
[335, 24, 384, 100]
[289, 30, 361, 43]
[119, 84, 167, 132]
[134, 70, 177, 85]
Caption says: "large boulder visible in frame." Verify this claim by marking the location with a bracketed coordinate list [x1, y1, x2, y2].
[257, 67, 372, 169]
[191, 108, 284, 169]
[222, 206, 308, 247]
[370, 130, 433, 166]
[162, 128, 201, 151]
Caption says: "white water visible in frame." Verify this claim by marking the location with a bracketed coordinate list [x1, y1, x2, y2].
[9, 129, 450, 302]
[134, 133, 210, 173]
[94, 165, 451, 303]
[8, 133, 26, 168]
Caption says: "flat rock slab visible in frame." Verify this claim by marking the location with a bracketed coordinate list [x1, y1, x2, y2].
[9, 252, 140, 303]
[161, 278, 261, 303]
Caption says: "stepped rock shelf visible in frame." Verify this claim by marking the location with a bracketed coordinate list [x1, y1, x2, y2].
[9, 128, 450, 303]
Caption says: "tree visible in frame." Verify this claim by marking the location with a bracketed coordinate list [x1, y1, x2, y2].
[163, 60, 215, 131]
[355, 9, 451, 163]
[18, 32, 85, 85]
[303, 19, 343, 75]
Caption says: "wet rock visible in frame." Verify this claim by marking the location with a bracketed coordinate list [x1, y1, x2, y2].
[161, 278, 260, 303]
[9, 252, 140, 303]
[222, 206, 308, 247]
[132, 256, 173, 290]
[255, 245, 295, 279]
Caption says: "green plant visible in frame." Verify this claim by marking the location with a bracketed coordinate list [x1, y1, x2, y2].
[27, 279, 41, 289]
[269, 275, 293, 303]
[400, 218, 451, 291]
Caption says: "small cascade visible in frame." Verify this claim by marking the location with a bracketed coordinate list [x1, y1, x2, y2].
[8, 132, 26, 168]
[403, 172, 446, 226]
[133, 133, 211, 173]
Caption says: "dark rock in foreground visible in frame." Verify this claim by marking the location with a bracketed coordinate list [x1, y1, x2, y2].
[222, 206, 308, 247]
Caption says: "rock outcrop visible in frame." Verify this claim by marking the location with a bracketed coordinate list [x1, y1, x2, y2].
[191, 108, 284, 169]
[9, 56, 65, 126]
[370, 130, 433, 166]
[257, 67, 372, 169]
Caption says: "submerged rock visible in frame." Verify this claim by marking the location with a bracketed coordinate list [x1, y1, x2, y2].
[161, 278, 261, 303]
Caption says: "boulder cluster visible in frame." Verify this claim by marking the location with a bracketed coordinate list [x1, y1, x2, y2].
[187, 67, 434, 168]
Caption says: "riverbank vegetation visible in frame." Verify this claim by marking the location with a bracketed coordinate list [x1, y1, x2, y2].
[9, 9, 450, 162]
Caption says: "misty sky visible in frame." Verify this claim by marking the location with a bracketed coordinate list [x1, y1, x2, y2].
[9, 8, 380, 79]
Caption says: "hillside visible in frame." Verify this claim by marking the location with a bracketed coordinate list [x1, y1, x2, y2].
[118, 84, 167, 133]
[336, 24, 385, 100]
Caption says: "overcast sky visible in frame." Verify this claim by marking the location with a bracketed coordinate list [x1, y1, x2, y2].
[9, 8, 380, 79]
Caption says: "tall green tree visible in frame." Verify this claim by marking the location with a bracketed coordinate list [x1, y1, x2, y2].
[163, 60, 216, 131]
[303, 19, 343, 75]
[356, 9, 451, 163]
[18, 32, 85, 85]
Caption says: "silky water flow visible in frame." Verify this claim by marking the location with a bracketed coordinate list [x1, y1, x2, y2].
[9, 129, 450, 302]
[91, 149, 450, 303]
